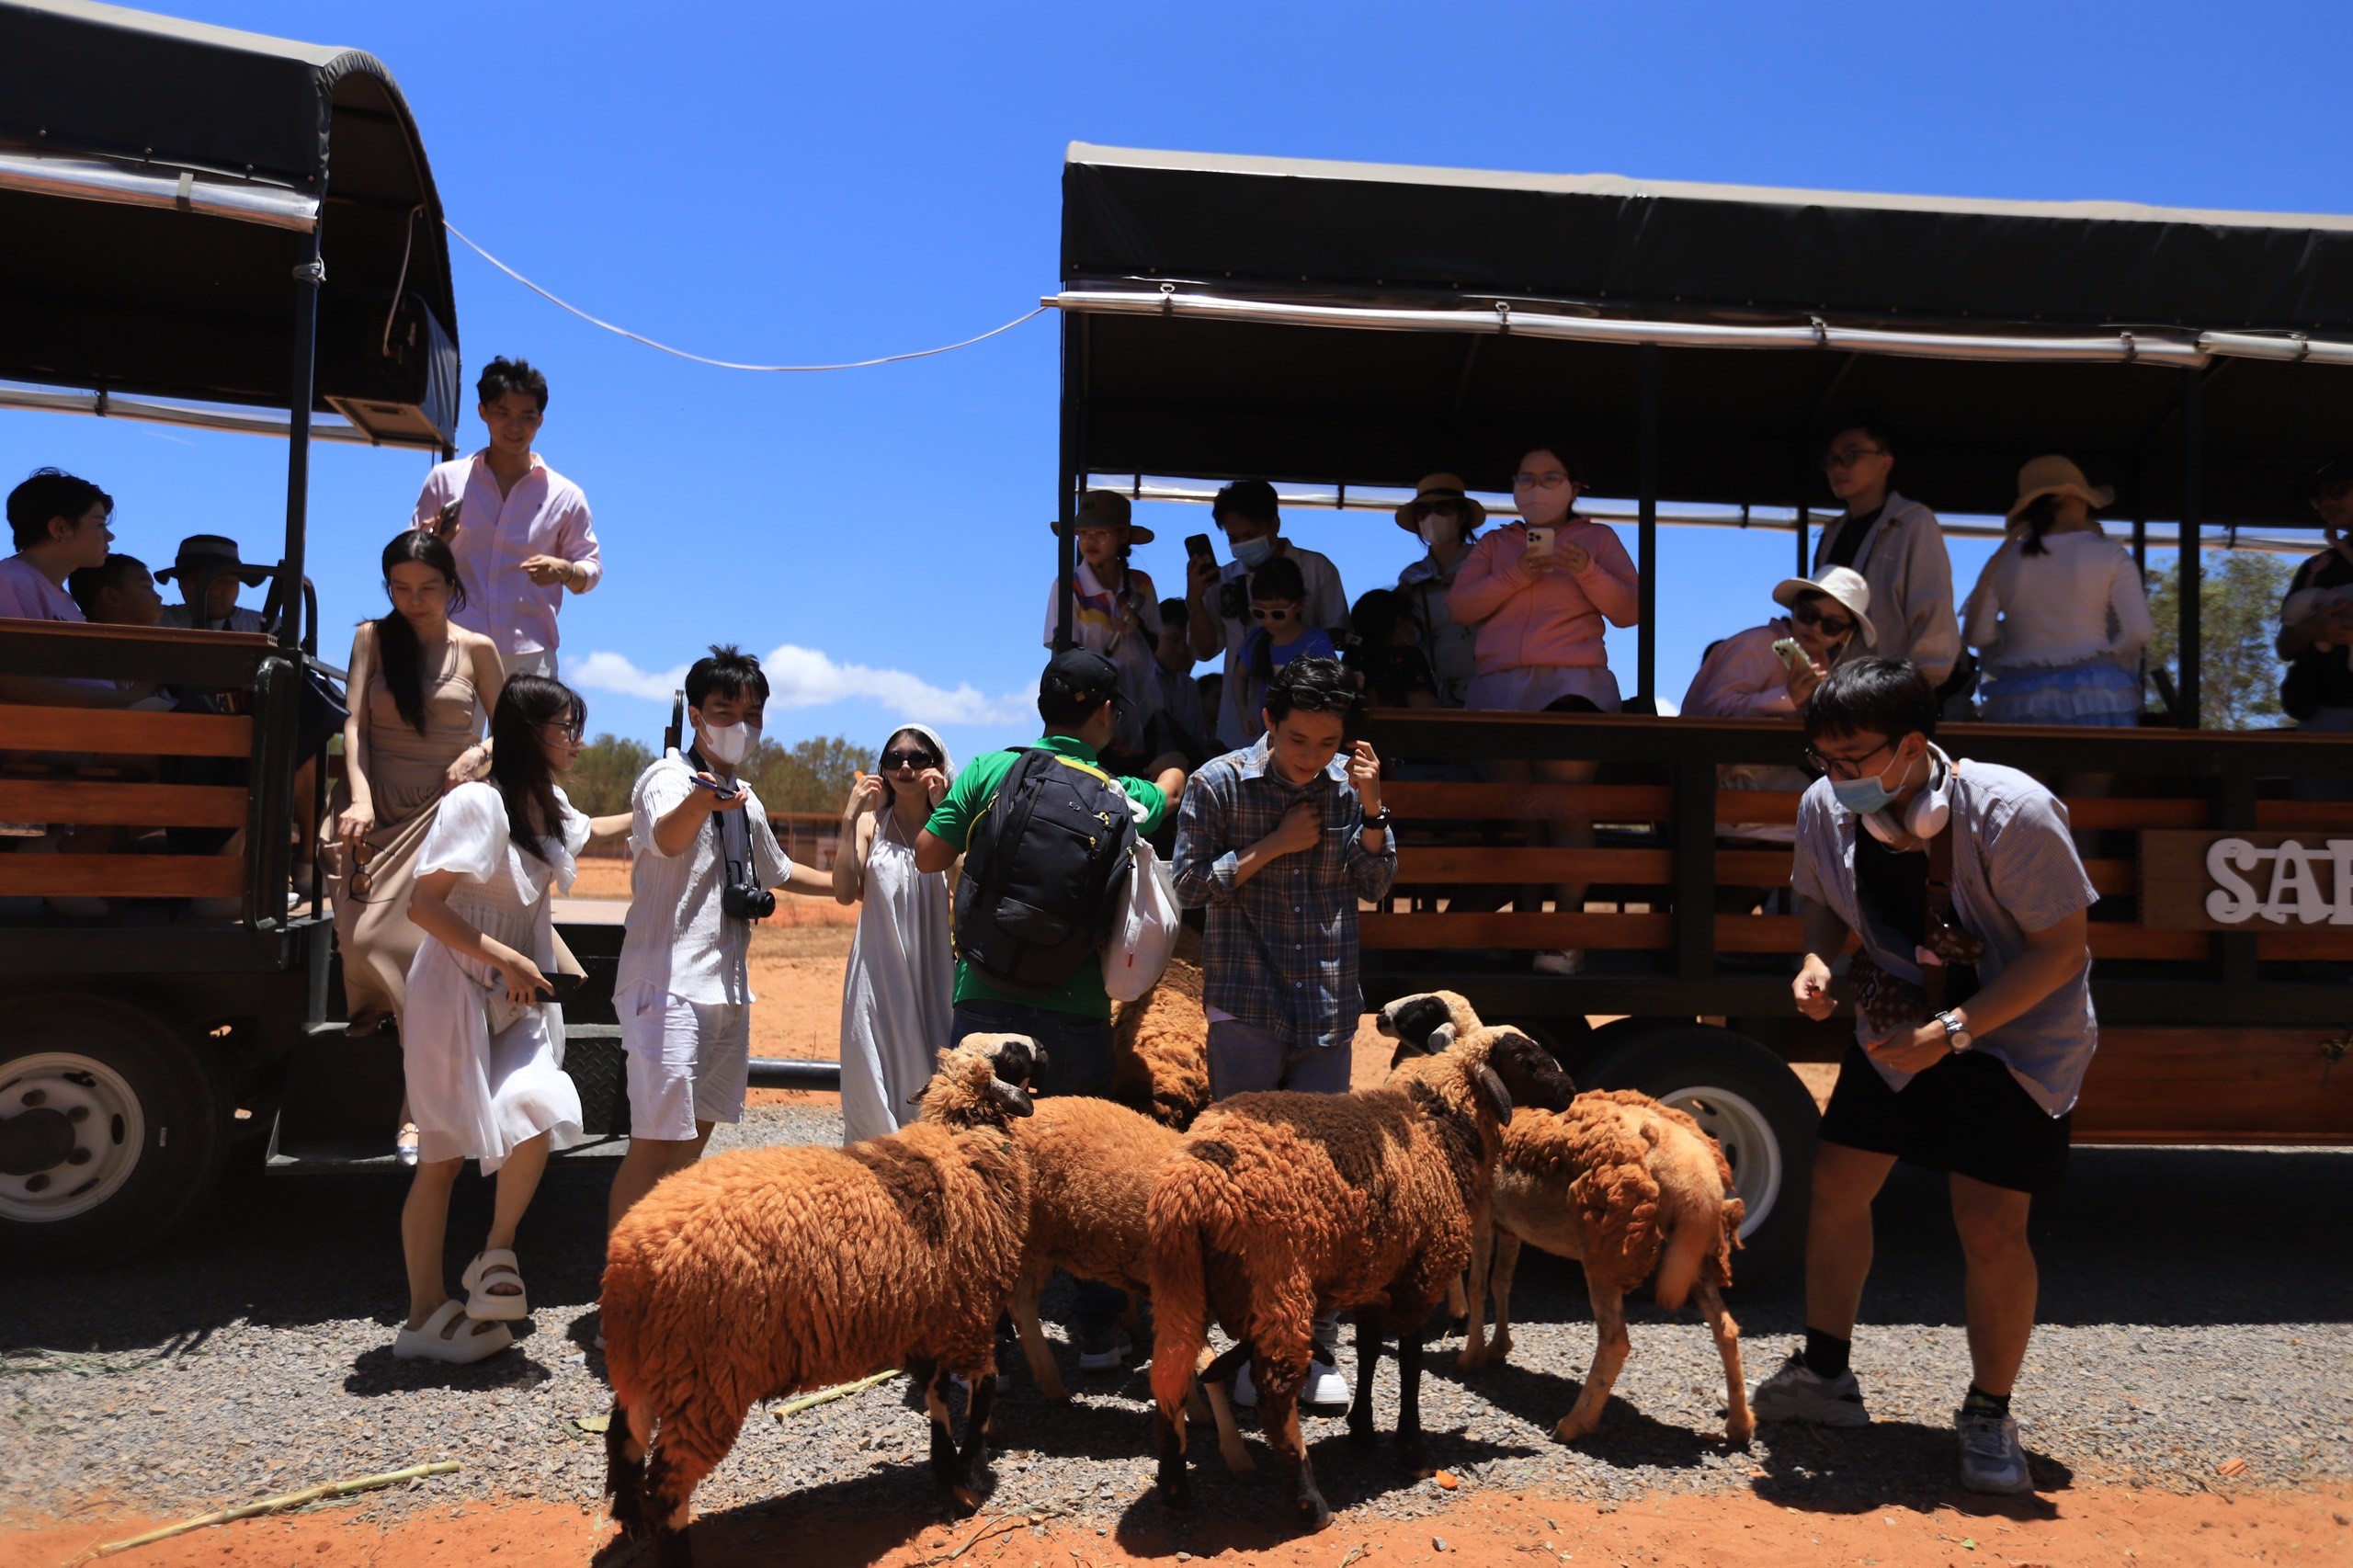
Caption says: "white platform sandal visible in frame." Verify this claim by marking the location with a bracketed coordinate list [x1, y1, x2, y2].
[461, 1248, 528, 1322]
[393, 1301, 513, 1364]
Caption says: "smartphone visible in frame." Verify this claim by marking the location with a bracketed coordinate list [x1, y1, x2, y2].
[1524, 524, 1556, 558]
[690, 772, 744, 800]
[433, 498, 461, 540]
[1771, 637, 1807, 671]
[1185, 532, 1215, 565]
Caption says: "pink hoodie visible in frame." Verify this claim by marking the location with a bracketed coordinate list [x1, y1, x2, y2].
[1447, 519, 1641, 674]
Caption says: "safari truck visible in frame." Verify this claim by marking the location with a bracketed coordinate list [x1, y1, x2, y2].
[1044, 143, 2353, 1278]
[0, 2, 645, 1267]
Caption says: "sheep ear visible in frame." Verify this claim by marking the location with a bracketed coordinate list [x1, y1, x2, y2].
[1474, 1064, 1514, 1125]
[988, 1076, 1036, 1118]
[1428, 1021, 1457, 1052]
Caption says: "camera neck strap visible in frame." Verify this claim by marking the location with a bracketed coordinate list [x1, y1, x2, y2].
[688, 746, 756, 881]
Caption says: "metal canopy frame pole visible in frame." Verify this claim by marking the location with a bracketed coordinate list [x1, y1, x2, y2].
[2179, 371, 2203, 728]
[1636, 343, 1658, 703]
[1053, 312, 1078, 652]
[280, 233, 322, 653]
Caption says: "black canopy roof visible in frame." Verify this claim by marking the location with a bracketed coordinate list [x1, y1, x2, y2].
[1061, 144, 2353, 525]
[0, 0, 460, 444]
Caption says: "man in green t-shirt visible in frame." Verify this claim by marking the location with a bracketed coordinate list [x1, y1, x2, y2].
[916, 649, 1186, 1374]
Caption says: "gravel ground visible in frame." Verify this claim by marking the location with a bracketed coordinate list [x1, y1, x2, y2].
[5, 1108, 2349, 1541]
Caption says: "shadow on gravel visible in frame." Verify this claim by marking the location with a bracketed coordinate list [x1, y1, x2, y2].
[1420, 1353, 1740, 1471]
[1745, 1418, 2075, 1517]
[342, 1338, 563, 1395]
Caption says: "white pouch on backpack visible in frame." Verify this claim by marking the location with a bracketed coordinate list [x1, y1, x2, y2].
[1102, 837, 1181, 1002]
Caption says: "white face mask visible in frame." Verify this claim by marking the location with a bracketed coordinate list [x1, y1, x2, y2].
[1418, 515, 1453, 550]
[697, 718, 758, 767]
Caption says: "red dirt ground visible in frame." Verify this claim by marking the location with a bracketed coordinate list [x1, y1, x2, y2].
[10, 1480, 2345, 1567]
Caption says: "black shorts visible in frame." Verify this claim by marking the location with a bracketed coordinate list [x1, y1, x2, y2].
[1817, 1044, 2071, 1195]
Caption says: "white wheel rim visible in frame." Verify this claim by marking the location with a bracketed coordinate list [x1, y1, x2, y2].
[1657, 1084, 1782, 1243]
[0, 1052, 146, 1223]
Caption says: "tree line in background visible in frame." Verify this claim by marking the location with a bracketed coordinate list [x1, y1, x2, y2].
[566, 733, 870, 819]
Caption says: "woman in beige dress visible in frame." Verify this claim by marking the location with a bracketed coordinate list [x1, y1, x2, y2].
[332, 532, 504, 1035]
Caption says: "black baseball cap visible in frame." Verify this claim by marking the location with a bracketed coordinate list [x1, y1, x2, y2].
[1040, 648, 1120, 710]
[2303, 454, 2353, 500]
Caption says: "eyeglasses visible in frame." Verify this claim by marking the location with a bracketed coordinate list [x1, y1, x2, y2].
[539, 719, 585, 743]
[1790, 603, 1854, 637]
[1821, 445, 1887, 472]
[881, 750, 938, 771]
[1513, 471, 1572, 491]
[1250, 605, 1299, 622]
[1802, 738, 1898, 779]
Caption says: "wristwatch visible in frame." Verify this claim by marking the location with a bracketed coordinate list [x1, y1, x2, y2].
[1934, 1008, 1973, 1052]
[1364, 808, 1392, 832]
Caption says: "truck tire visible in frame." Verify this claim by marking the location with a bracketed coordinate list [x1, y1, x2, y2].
[1583, 1025, 1818, 1288]
[0, 995, 228, 1269]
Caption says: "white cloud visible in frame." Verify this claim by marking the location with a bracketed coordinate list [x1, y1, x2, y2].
[570, 643, 1033, 728]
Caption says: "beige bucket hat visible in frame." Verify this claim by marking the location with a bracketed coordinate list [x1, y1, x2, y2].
[2007, 455, 2115, 520]
[1770, 564, 1878, 648]
[1392, 472, 1488, 535]
[1049, 489, 1155, 544]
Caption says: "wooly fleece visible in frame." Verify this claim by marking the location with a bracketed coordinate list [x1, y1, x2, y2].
[1109, 924, 1211, 1130]
[1143, 1028, 1575, 1524]
[600, 1036, 1039, 1558]
[1006, 1095, 1183, 1398]
[1464, 1089, 1752, 1445]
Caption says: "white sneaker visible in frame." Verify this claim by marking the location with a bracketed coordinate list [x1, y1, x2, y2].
[1076, 1326, 1131, 1372]
[1531, 949, 1585, 976]
[1750, 1350, 1870, 1427]
[1232, 1357, 1351, 1409]
[1956, 1403, 2033, 1494]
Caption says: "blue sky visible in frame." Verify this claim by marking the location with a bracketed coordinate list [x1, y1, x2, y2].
[16, 1, 2353, 762]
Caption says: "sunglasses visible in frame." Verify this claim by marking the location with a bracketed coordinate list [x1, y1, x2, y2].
[1250, 605, 1300, 622]
[1790, 603, 1854, 637]
[1821, 445, 1887, 472]
[881, 750, 938, 771]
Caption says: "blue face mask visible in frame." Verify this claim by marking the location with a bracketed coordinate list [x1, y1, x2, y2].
[1230, 534, 1276, 569]
[1830, 769, 1898, 817]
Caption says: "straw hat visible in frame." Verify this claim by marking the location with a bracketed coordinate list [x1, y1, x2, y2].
[154, 533, 271, 586]
[1770, 565, 1878, 648]
[1048, 488, 1154, 544]
[2007, 455, 2115, 520]
[1392, 472, 1488, 535]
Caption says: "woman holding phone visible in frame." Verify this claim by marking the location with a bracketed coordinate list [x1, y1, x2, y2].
[392, 676, 591, 1362]
[1447, 441, 1641, 974]
[1042, 489, 1162, 760]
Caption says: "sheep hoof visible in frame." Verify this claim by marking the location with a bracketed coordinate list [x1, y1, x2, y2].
[952, 1483, 984, 1514]
[1446, 1314, 1469, 1339]
[1725, 1417, 1756, 1449]
[1346, 1417, 1379, 1450]
[1455, 1347, 1484, 1372]
[1552, 1415, 1597, 1444]
[1157, 1475, 1192, 1511]
[1398, 1440, 1433, 1478]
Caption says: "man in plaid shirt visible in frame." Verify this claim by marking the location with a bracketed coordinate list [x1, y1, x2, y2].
[1173, 655, 1397, 1404]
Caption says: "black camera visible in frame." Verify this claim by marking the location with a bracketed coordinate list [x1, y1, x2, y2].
[1217, 577, 1250, 620]
[721, 878, 776, 921]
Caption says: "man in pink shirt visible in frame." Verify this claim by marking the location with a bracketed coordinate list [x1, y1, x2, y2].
[0, 467, 149, 708]
[411, 358, 601, 680]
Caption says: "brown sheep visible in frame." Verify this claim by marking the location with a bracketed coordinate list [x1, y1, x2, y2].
[1144, 1026, 1576, 1530]
[1461, 1091, 1753, 1447]
[1379, 993, 1752, 1449]
[600, 1035, 1042, 1566]
[1006, 1095, 1182, 1400]
[1109, 925, 1211, 1131]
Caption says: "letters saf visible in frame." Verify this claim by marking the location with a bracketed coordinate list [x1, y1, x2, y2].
[2204, 836, 2353, 925]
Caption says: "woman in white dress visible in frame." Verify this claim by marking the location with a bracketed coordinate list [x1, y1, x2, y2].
[392, 676, 591, 1362]
[834, 723, 956, 1145]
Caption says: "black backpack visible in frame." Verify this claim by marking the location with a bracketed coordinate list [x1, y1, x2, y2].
[953, 747, 1137, 996]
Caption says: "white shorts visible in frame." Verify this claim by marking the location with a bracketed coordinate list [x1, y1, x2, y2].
[619, 983, 752, 1141]
[500, 647, 559, 680]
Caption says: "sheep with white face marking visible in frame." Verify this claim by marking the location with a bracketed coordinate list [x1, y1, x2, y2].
[599, 1035, 1043, 1567]
[1381, 992, 1754, 1449]
[1144, 1022, 1576, 1531]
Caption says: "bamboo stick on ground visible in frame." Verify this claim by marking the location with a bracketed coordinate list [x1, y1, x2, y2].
[71, 1460, 460, 1562]
[773, 1367, 900, 1419]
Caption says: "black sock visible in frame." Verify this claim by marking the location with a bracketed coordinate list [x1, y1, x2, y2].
[1802, 1327, 1851, 1381]
[1964, 1384, 2011, 1416]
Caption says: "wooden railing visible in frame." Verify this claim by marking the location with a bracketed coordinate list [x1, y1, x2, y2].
[0, 702, 256, 902]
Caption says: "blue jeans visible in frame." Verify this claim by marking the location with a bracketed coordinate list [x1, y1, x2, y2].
[1207, 1018, 1354, 1100]
[950, 998, 1125, 1339]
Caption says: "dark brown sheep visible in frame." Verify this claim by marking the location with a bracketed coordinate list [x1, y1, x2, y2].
[1109, 926, 1211, 1131]
[599, 1035, 1041, 1566]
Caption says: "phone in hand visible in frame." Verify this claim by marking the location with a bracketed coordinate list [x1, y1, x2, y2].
[433, 499, 461, 540]
[1524, 524, 1556, 558]
[1771, 637, 1807, 671]
[1185, 532, 1216, 565]
[691, 772, 744, 800]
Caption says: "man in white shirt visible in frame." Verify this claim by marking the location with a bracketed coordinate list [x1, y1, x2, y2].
[606, 645, 831, 1231]
[1811, 421, 1961, 699]
[1185, 479, 1348, 748]
[410, 358, 601, 680]
[155, 534, 271, 633]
